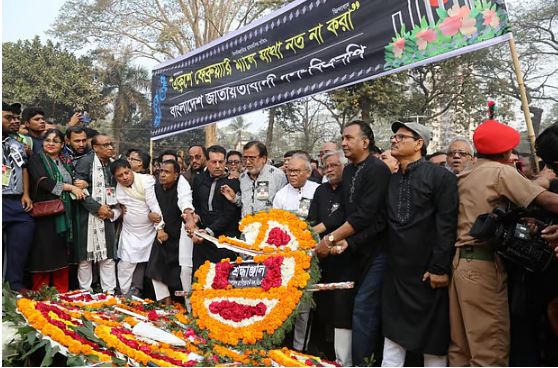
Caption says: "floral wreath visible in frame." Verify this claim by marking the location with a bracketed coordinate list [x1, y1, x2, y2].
[192, 209, 320, 348]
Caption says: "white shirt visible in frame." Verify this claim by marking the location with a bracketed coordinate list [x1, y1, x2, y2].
[116, 174, 162, 263]
[272, 180, 320, 219]
[177, 175, 195, 267]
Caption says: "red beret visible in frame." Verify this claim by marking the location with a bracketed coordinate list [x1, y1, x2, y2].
[473, 119, 520, 155]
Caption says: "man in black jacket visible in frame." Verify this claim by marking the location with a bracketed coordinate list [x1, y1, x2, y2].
[315, 120, 391, 366]
[189, 145, 240, 272]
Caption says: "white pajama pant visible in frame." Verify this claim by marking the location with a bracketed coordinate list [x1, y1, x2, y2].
[334, 328, 352, 366]
[152, 266, 193, 307]
[78, 259, 116, 294]
[382, 337, 447, 367]
[117, 260, 144, 295]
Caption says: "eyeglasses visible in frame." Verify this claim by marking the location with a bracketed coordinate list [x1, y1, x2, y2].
[227, 160, 241, 165]
[189, 154, 203, 160]
[94, 142, 114, 148]
[128, 157, 142, 163]
[390, 134, 418, 142]
[242, 155, 260, 162]
[447, 150, 472, 158]
[287, 169, 307, 175]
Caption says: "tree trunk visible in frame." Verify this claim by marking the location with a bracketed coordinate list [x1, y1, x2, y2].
[205, 123, 217, 146]
[359, 97, 371, 123]
[529, 105, 543, 136]
[266, 108, 276, 148]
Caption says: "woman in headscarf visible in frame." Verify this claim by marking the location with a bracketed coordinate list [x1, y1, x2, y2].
[27, 128, 85, 292]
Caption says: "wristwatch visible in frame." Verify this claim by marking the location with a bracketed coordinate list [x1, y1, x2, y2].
[327, 234, 335, 247]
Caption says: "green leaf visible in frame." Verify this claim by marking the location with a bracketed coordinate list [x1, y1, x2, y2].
[40, 344, 59, 367]
[85, 354, 100, 363]
[111, 356, 128, 366]
[70, 324, 107, 348]
[67, 355, 86, 367]
[20, 339, 48, 360]
[26, 331, 38, 345]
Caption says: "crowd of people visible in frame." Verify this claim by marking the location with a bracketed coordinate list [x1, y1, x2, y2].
[3, 100, 558, 366]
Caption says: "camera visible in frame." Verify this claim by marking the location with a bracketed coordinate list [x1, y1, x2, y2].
[469, 207, 555, 272]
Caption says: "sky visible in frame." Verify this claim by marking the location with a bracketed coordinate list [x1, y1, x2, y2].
[2, 0, 66, 43]
[1, 0, 550, 135]
[1, 0, 266, 133]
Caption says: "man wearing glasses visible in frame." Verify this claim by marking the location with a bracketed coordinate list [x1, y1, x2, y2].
[382, 122, 458, 366]
[225, 150, 243, 179]
[225, 141, 287, 217]
[125, 149, 151, 174]
[272, 155, 319, 352]
[184, 145, 207, 185]
[74, 134, 120, 294]
[446, 138, 475, 174]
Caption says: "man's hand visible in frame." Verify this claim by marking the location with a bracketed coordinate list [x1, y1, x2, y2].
[157, 229, 169, 243]
[74, 179, 88, 190]
[97, 204, 112, 220]
[148, 212, 162, 224]
[219, 184, 236, 203]
[21, 195, 33, 212]
[192, 228, 206, 244]
[315, 238, 330, 259]
[70, 186, 86, 200]
[422, 272, 449, 289]
[542, 225, 558, 259]
[181, 209, 195, 224]
[330, 239, 349, 256]
[68, 112, 82, 127]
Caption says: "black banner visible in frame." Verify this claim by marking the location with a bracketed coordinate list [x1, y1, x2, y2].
[151, 0, 510, 139]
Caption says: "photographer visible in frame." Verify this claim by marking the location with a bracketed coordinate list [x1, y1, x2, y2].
[537, 123, 558, 257]
[448, 116, 558, 367]
[533, 123, 558, 364]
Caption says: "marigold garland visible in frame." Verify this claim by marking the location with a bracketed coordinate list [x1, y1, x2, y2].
[16, 298, 113, 363]
[268, 347, 341, 367]
[219, 209, 316, 253]
[95, 325, 199, 367]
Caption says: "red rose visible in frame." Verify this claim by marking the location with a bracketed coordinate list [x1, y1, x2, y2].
[147, 310, 159, 321]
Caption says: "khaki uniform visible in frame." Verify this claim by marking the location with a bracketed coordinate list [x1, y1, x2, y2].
[449, 159, 545, 367]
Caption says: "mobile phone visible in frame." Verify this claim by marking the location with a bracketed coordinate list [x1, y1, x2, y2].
[79, 111, 92, 124]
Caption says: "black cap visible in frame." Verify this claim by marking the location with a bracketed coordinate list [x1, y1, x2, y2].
[2, 102, 11, 111]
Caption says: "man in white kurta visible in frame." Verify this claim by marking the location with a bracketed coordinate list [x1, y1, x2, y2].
[273, 156, 319, 351]
[113, 160, 164, 296]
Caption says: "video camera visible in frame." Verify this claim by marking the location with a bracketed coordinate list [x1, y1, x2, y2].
[469, 207, 554, 272]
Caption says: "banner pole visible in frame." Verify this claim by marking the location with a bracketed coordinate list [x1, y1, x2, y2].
[508, 34, 539, 174]
[149, 139, 154, 174]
